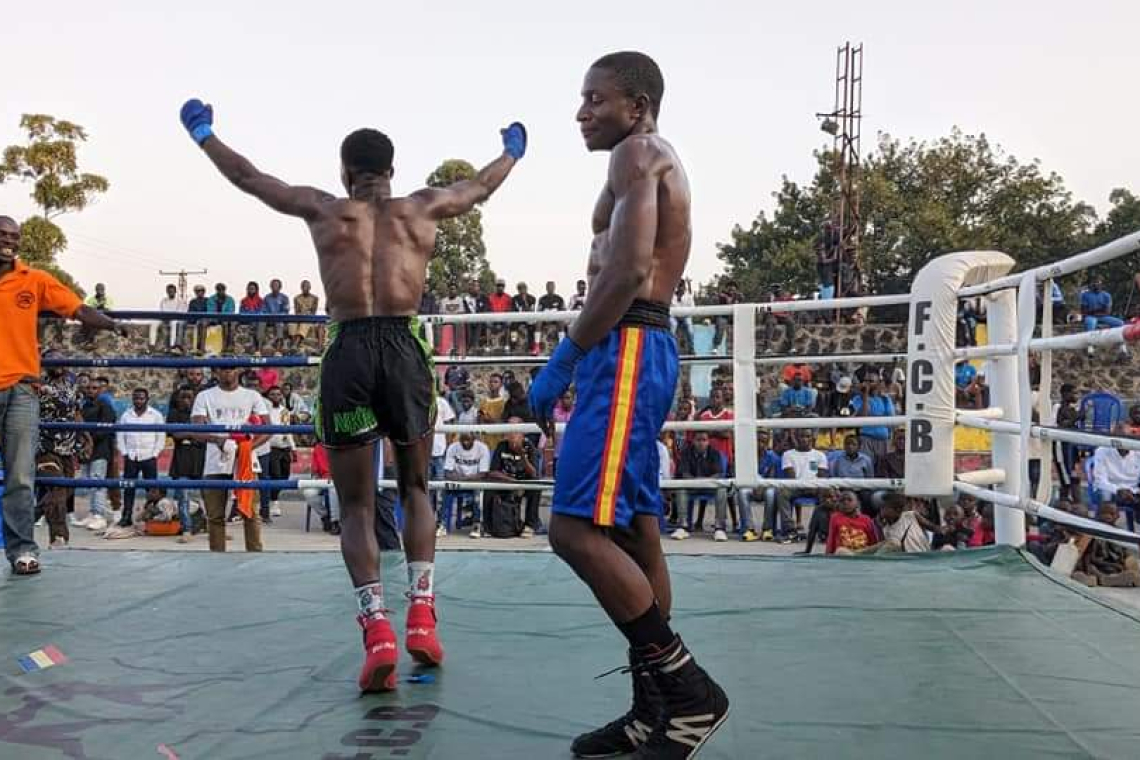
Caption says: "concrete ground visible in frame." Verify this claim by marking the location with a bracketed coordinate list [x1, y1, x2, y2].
[44, 494, 806, 556]
[33, 495, 1140, 615]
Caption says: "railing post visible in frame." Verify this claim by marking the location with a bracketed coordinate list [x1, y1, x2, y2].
[732, 304, 758, 488]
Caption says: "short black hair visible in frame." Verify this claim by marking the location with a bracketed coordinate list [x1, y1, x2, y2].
[591, 51, 664, 119]
[341, 128, 394, 177]
[882, 492, 906, 511]
[133, 387, 149, 397]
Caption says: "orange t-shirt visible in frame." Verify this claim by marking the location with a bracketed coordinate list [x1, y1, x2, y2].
[0, 262, 83, 390]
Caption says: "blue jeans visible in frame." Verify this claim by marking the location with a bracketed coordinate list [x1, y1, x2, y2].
[430, 455, 445, 511]
[441, 490, 480, 530]
[1084, 315, 1124, 331]
[0, 383, 40, 562]
[258, 453, 272, 515]
[80, 458, 110, 517]
[172, 481, 192, 533]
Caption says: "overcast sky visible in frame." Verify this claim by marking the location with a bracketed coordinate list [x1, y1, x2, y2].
[1, 0, 1136, 308]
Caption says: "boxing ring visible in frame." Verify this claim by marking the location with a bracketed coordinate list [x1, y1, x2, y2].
[4, 230, 1140, 758]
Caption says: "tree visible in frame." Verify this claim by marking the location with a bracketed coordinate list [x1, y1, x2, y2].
[0, 114, 109, 294]
[716, 129, 1100, 311]
[424, 159, 496, 293]
[1084, 188, 1140, 314]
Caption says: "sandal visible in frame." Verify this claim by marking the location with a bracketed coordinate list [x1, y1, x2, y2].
[11, 555, 41, 575]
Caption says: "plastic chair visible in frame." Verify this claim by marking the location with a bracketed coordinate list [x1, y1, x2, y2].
[1078, 392, 1123, 436]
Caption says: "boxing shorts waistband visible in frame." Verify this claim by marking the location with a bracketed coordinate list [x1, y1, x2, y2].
[334, 315, 417, 334]
[618, 299, 670, 330]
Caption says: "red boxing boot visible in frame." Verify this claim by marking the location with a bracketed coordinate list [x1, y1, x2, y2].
[405, 597, 445, 666]
[357, 615, 398, 692]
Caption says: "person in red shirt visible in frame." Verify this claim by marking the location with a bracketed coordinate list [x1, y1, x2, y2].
[967, 503, 996, 547]
[826, 490, 879, 555]
[0, 215, 124, 574]
[485, 278, 513, 350]
[781, 363, 813, 385]
[698, 387, 734, 469]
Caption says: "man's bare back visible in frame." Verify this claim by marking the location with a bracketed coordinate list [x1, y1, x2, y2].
[586, 134, 691, 309]
[306, 196, 439, 322]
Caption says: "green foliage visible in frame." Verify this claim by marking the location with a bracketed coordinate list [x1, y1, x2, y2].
[0, 114, 107, 291]
[717, 129, 1112, 308]
[424, 159, 496, 292]
[1083, 189, 1140, 314]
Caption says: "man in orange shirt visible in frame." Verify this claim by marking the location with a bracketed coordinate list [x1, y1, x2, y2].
[0, 216, 125, 575]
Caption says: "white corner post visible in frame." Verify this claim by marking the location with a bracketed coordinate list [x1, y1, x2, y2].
[905, 251, 1016, 497]
[732, 304, 758, 488]
[989, 285, 1026, 546]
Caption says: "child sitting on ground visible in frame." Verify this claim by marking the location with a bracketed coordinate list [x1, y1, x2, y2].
[827, 490, 879, 555]
[1072, 502, 1140, 587]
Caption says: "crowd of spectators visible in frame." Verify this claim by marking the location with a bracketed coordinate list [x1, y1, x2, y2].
[26, 265, 1139, 575]
[33, 362, 312, 549]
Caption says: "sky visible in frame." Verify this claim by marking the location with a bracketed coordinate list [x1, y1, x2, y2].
[1, 0, 1137, 308]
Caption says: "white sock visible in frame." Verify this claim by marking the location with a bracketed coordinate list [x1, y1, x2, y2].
[355, 582, 386, 619]
[408, 561, 434, 601]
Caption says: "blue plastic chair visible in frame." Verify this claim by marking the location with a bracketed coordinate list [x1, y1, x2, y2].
[1078, 392, 1123, 436]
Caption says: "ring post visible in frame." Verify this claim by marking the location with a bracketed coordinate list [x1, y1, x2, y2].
[731, 304, 758, 489]
[905, 250, 1015, 497]
[989, 286, 1026, 546]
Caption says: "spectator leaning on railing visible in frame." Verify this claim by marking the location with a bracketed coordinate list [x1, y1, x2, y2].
[240, 281, 267, 348]
[443, 432, 492, 538]
[263, 278, 290, 344]
[1080, 276, 1127, 357]
[292, 279, 321, 349]
[157, 283, 188, 348]
[207, 282, 236, 350]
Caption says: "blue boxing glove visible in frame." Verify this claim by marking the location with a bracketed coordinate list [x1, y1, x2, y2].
[500, 122, 527, 159]
[528, 337, 584, 433]
[180, 98, 215, 146]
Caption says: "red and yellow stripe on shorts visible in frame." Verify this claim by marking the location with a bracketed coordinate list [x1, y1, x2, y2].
[593, 327, 644, 526]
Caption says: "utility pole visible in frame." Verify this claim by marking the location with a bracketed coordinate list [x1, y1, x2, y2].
[160, 269, 208, 300]
[816, 42, 864, 314]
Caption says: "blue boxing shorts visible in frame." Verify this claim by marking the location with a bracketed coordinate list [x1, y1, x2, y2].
[552, 299, 678, 528]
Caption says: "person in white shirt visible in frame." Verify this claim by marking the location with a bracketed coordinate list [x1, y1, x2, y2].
[567, 279, 588, 310]
[281, 382, 311, 421]
[115, 388, 166, 527]
[431, 393, 457, 533]
[191, 367, 270, 552]
[454, 391, 479, 425]
[438, 283, 467, 355]
[441, 433, 490, 536]
[260, 386, 296, 521]
[670, 279, 695, 353]
[878, 494, 931, 553]
[1092, 434, 1140, 521]
[154, 283, 189, 348]
[771, 430, 830, 542]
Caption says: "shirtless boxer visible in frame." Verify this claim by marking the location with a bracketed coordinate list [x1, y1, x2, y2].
[528, 52, 728, 759]
[180, 98, 525, 691]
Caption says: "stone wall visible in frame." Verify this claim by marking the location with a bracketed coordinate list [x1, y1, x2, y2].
[39, 319, 1139, 409]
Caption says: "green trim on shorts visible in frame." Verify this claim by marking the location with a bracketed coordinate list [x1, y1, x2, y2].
[408, 316, 438, 422]
[312, 321, 342, 443]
